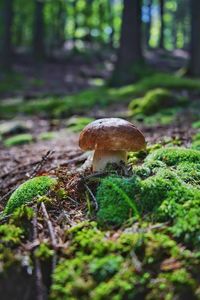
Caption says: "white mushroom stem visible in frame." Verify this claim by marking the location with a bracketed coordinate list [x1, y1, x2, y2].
[92, 150, 127, 171]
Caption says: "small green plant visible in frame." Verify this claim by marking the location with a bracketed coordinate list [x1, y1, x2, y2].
[4, 176, 57, 215]
[34, 243, 54, 260]
[192, 120, 200, 129]
[66, 116, 94, 133]
[192, 132, 200, 151]
[0, 224, 23, 245]
[38, 131, 58, 141]
[89, 254, 124, 282]
[4, 134, 33, 147]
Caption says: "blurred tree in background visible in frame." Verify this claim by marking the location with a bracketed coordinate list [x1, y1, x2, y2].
[0, 0, 199, 84]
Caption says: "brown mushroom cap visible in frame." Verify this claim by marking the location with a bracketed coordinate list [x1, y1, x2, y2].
[79, 118, 146, 152]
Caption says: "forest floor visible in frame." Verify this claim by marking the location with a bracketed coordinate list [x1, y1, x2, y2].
[0, 49, 200, 300]
[0, 48, 193, 200]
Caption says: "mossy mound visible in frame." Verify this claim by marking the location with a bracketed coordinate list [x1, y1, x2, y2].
[96, 176, 140, 226]
[145, 147, 200, 166]
[129, 88, 186, 116]
[3, 134, 33, 147]
[96, 147, 200, 247]
[50, 221, 200, 300]
[3, 176, 57, 215]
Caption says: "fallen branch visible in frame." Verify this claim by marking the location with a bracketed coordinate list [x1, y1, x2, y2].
[84, 183, 98, 211]
[33, 205, 45, 300]
[40, 202, 57, 249]
[28, 150, 54, 178]
[57, 152, 89, 167]
[130, 250, 142, 273]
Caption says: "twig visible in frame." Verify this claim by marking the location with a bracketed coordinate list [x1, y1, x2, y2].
[40, 202, 58, 272]
[67, 195, 79, 206]
[130, 250, 142, 273]
[33, 205, 45, 300]
[84, 183, 98, 211]
[0, 186, 17, 203]
[84, 171, 108, 181]
[0, 157, 52, 180]
[58, 152, 89, 167]
[28, 150, 54, 178]
[40, 202, 57, 249]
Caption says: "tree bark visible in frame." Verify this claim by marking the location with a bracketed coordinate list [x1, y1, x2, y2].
[0, 0, 13, 70]
[111, 0, 143, 86]
[159, 0, 165, 49]
[33, 0, 45, 60]
[145, 0, 152, 48]
[108, 0, 115, 48]
[188, 0, 200, 77]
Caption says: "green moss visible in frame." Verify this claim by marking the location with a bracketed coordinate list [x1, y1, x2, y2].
[11, 205, 34, 222]
[3, 176, 57, 215]
[96, 147, 200, 232]
[50, 222, 199, 300]
[192, 120, 200, 129]
[175, 162, 200, 186]
[169, 199, 200, 247]
[192, 140, 200, 151]
[145, 147, 200, 166]
[147, 269, 197, 300]
[38, 131, 58, 141]
[129, 88, 183, 116]
[96, 171, 199, 227]
[191, 132, 200, 151]
[3, 133, 33, 147]
[34, 243, 54, 260]
[0, 224, 24, 271]
[137, 107, 179, 126]
[0, 224, 23, 245]
[89, 254, 124, 282]
[96, 176, 140, 226]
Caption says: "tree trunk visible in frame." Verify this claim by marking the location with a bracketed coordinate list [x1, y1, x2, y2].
[108, 0, 115, 48]
[145, 0, 152, 48]
[159, 0, 165, 49]
[0, 0, 13, 70]
[111, 0, 143, 86]
[188, 0, 200, 77]
[33, 0, 45, 60]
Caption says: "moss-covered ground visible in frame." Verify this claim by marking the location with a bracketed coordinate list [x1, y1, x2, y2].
[1, 143, 200, 299]
[1, 72, 200, 299]
[1, 73, 200, 119]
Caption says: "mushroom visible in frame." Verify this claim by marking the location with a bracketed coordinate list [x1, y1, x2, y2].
[79, 118, 146, 171]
